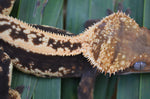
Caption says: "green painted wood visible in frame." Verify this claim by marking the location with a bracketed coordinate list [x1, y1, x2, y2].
[140, 0, 150, 99]
[143, 0, 150, 29]
[62, 78, 79, 99]
[117, 75, 140, 99]
[10, 0, 20, 17]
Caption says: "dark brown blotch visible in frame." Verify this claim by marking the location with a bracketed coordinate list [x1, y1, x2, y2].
[10, 22, 28, 41]
[0, 24, 10, 33]
[32, 33, 44, 45]
[47, 39, 54, 45]
[0, 19, 11, 33]
[0, 0, 12, 13]
[47, 38, 81, 52]
[0, 21, 29, 41]
[92, 22, 106, 61]
[0, 18, 9, 22]
[98, 22, 106, 30]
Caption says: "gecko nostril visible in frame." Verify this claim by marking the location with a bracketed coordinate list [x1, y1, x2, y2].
[133, 62, 146, 70]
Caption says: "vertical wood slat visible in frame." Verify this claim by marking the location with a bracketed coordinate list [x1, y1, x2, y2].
[140, 0, 150, 99]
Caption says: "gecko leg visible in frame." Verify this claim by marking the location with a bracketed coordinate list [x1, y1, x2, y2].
[0, 48, 12, 99]
[9, 89, 21, 99]
[0, 48, 21, 99]
[78, 68, 97, 99]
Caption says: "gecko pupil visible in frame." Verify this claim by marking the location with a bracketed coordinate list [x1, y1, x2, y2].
[133, 62, 146, 70]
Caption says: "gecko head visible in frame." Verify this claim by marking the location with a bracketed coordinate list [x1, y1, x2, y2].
[117, 28, 150, 75]
[83, 12, 150, 75]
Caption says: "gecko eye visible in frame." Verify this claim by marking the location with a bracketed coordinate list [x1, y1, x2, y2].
[133, 62, 146, 70]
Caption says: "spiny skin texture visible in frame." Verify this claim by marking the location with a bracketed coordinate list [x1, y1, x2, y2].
[83, 12, 150, 74]
[32, 24, 76, 36]
[0, 14, 83, 56]
[0, 39, 92, 77]
[0, 22, 92, 77]
[1, 12, 150, 76]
